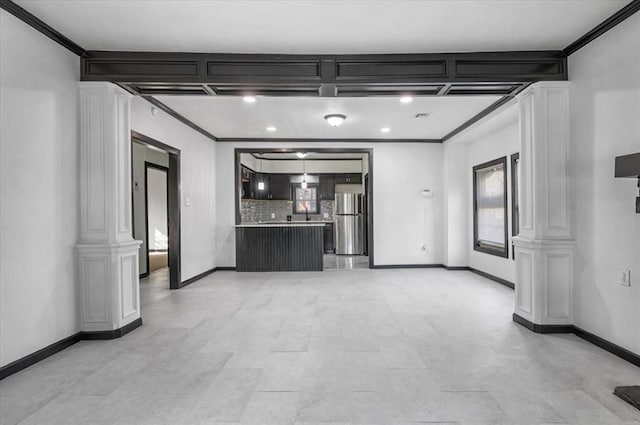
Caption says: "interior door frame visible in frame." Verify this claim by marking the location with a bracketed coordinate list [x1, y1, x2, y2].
[234, 147, 374, 269]
[144, 162, 169, 278]
[131, 130, 182, 289]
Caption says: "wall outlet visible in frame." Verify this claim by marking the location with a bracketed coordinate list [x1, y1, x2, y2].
[621, 269, 631, 287]
[271, 213, 276, 219]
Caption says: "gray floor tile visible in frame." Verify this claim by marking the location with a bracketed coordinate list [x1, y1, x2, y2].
[1, 269, 637, 425]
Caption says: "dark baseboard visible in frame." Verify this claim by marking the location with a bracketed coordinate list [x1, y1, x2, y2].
[179, 266, 237, 288]
[139, 272, 149, 279]
[469, 268, 515, 289]
[373, 264, 444, 269]
[573, 326, 640, 368]
[81, 317, 143, 340]
[444, 266, 471, 271]
[513, 314, 640, 367]
[0, 317, 143, 380]
[512, 313, 574, 334]
[0, 332, 82, 380]
[180, 267, 216, 288]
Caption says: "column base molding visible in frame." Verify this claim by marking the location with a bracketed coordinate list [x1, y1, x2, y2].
[512, 313, 574, 334]
[81, 317, 143, 340]
[77, 240, 142, 333]
[513, 236, 575, 327]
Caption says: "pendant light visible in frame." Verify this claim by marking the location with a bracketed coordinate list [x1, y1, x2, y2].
[301, 158, 308, 189]
[257, 153, 265, 191]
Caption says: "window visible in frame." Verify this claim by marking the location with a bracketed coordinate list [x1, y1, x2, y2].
[293, 184, 319, 214]
[511, 153, 520, 259]
[473, 157, 508, 257]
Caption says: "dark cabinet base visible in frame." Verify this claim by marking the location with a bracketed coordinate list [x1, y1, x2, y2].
[236, 226, 324, 272]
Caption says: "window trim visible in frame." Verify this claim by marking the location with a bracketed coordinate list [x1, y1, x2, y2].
[292, 183, 319, 214]
[510, 153, 520, 260]
[473, 156, 509, 258]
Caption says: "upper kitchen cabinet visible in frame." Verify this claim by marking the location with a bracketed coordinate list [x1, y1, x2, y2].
[319, 174, 336, 200]
[334, 173, 362, 184]
[241, 166, 255, 199]
[270, 174, 291, 200]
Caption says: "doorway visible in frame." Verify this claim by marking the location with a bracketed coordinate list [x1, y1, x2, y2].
[145, 163, 169, 276]
[131, 131, 182, 290]
[234, 148, 374, 270]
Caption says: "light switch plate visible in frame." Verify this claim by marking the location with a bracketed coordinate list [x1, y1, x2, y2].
[621, 269, 631, 286]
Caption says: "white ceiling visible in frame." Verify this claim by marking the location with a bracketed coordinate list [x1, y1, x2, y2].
[16, 0, 629, 53]
[157, 95, 501, 139]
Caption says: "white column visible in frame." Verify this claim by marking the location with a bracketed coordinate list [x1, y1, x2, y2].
[77, 82, 142, 333]
[513, 82, 574, 328]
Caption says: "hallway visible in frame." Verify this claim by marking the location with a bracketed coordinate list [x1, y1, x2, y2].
[1, 269, 638, 425]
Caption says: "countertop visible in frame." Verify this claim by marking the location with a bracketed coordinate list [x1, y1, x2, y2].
[236, 221, 332, 227]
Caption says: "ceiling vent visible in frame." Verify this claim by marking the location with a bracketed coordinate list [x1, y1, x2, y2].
[414, 113, 431, 119]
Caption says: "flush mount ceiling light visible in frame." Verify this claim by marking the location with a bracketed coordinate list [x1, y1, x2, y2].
[380, 127, 391, 133]
[296, 152, 308, 159]
[400, 96, 413, 103]
[266, 126, 276, 132]
[243, 96, 257, 103]
[324, 114, 346, 127]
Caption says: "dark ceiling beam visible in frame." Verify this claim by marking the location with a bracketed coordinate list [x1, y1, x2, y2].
[141, 96, 217, 142]
[80, 51, 567, 88]
[563, 0, 640, 56]
[217, 138, 442, 144]
[0, 0, 85, 56]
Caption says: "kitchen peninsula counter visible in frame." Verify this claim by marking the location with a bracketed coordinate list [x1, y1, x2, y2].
[235, 222, 325, 271]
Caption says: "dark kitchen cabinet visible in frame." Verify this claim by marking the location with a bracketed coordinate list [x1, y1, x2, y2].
[334, 173, 362, 184]
[323, 222, 334, 253]
[319, 174, 335, 201]
[270, 174, 291, 200]
[241, 166, 255, 199]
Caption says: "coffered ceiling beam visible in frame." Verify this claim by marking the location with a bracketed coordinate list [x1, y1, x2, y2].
[81, 50, 566, 97]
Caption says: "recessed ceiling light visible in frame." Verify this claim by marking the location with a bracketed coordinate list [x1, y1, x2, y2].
[400, 96, 413, 103]
[266, 126, 276, 132]
[296, 152, 308, 158]
[324, 114, 346, 127]
[381, 127, 391, 133]
[243, 96, 256, 103]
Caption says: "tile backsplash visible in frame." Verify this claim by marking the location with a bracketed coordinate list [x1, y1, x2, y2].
[241, 200, 334, 223]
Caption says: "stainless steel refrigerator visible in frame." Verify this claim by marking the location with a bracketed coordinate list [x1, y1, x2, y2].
[335, 193, 364, 255]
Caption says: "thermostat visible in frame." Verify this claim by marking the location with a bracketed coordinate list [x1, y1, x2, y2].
[421, 189, 433, 198]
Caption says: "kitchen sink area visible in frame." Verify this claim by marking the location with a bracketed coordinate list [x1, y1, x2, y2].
[234, 149, 371, 271]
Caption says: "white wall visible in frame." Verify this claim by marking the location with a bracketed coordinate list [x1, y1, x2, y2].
[442, 142, 469, 267]
[216, 142, 443, 266]
[132, 142, 169, 275]
[569, 13, 640, 354]
[444, 105, 519, 282]
[131, 98, 217, 281]
[240, 155, 364, 174]
[0, 11, 80, 366]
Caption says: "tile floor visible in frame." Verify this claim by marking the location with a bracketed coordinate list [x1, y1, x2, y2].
[139, 267, 170, 307]
[1, 268, 639, 425]
[323, 254, 369, 270]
